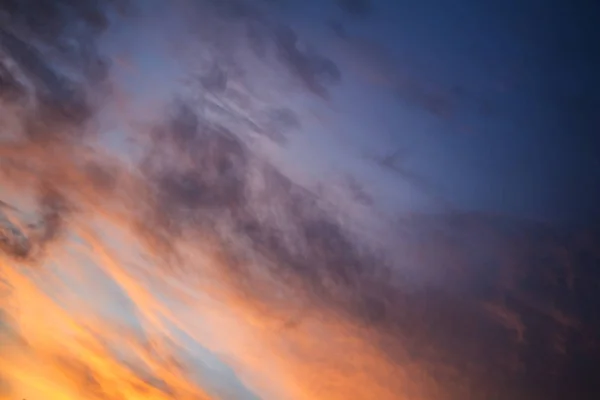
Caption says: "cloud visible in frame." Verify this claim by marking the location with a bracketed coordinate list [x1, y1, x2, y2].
[273, 24, 342, 98]
[0, 61, 25, 102]
[8, 94, 598, 398]
[1, 2, 599, 400]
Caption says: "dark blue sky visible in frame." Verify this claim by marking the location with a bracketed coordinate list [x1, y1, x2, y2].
[269, 0, 600, 225]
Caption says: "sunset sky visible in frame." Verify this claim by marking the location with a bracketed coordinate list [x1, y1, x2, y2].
[1, 1, 599, 399]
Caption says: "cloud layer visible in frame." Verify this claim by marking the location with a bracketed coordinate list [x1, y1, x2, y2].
[1, 1, 599, 400]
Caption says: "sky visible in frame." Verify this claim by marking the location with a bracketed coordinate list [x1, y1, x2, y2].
[1, 1, 599, 400]
[279, 0, 600, 223]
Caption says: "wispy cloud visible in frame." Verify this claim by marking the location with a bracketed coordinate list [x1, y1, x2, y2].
[1, 1, 599, 400]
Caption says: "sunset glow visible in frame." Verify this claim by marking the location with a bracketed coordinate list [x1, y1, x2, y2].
[1, 1, 598, 399]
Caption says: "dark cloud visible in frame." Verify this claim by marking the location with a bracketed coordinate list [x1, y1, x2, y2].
[164, 100, 200, 150]
[200, 63, 228, 93]
[236, 203, 370, 301]
[25, 88, 92, 144]
[246, 21, 269, 59]
[35, 183, 72, 249]
[258, 107, 301, 144]
[0, 61, 25, 102]
[0, 0, 121, 145]
[0, 28, 69, 97]
[139, 104, 250, 244]
[0, 212, 31, 260]
[266, 107, 300, 131]
[0, 0, 120, 72]
[394, 78, 458, 120]
[345, 175, 373, 206]
[133, 100, 369, 304]
[0, 183, 73, 262]
[327, 19, 348, 39]
[273, 25, 341, 98]
[186, 0, 342, 99]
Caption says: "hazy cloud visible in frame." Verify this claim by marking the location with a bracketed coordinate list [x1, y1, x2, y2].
[1, 2, 599, 400]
